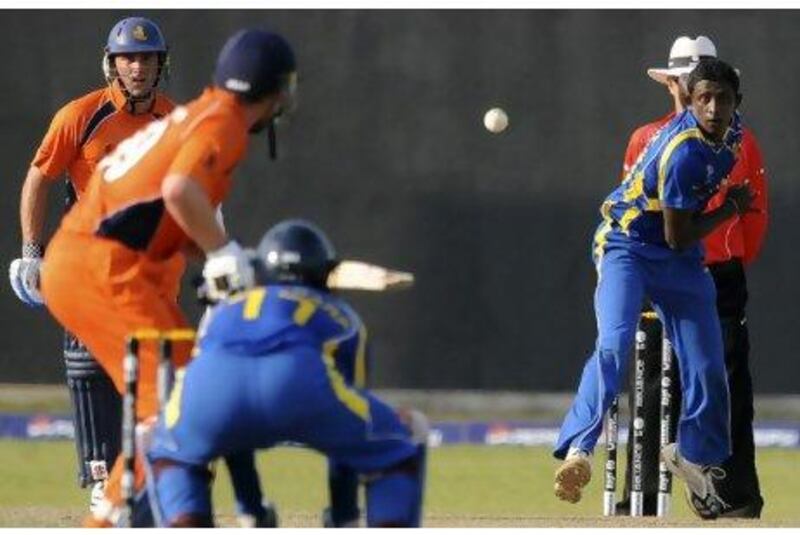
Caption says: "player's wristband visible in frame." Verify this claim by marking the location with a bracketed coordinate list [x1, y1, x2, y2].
[22, 242, 44, 259]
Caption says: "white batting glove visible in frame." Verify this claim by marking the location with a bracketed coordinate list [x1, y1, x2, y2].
[202, 241, 255, 303]
[9, 256, 44, 307]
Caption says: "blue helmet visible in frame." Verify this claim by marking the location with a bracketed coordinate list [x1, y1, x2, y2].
[213, 29, 296, 102]
[105, 17, 167, 55]
[102, 17, 169, 89]
[256, 219, 336, 289]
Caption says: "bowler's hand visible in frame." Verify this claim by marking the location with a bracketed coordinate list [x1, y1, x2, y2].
[725, 182, 755, 215]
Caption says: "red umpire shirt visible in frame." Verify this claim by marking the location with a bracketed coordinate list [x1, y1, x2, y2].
[622, 112, 768, 265]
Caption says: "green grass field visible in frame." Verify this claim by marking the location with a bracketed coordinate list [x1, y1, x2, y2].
[1, 441, 798, 527]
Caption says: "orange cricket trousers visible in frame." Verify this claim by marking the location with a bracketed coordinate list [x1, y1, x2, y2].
[41, 228, 193, 522]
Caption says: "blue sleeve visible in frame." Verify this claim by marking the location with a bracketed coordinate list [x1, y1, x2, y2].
[658, 139, 706, 212]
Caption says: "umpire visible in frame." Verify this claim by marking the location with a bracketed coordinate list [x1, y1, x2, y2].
[616, 35, 768, 518]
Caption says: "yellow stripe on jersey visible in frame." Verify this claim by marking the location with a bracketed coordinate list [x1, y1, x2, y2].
[618, 171, 646, 233]
[322, 339, 370, 420]
[276, 288, 321, 326]
[618, 208, 640, 234]
[600, 200, 613, 220]
[623, 171, 645, 202]
[593, 220, 613, 261]
[645, 199, 661, 211]
[618, 168, 663, 229]
[658, 128, 703, 201]
[242, 288, 267, 320]
[165, 368, 186, 429]
[293, 297, 318, 326]
[354, 324, 368, 388]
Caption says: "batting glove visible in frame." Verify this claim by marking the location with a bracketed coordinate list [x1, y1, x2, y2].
[9, 242, 45, 307]
[202, 241, 256, 303]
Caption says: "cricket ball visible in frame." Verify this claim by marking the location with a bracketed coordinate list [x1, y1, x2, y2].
[483, 107, 509, 134]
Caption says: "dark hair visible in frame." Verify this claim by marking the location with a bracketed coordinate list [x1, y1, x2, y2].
[687, 58, 740, 95]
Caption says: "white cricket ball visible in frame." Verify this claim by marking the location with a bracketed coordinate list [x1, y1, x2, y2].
[483, 107, 509, 133]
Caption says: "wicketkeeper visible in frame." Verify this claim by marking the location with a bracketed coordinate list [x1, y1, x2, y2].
[146, 220, 427, 527]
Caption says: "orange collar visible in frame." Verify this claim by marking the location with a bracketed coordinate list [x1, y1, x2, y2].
[108, 81, 128, 110]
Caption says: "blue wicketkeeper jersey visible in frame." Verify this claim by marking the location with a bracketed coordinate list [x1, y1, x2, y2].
[593, 109, 742, 260]
[198, 284, 368, 386]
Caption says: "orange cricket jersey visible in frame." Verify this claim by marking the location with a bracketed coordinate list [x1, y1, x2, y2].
[32, 81, 174, 195]
[31, 81, 186, 299]
[61, 87, 248, 265]
[621, 113, 768, 265]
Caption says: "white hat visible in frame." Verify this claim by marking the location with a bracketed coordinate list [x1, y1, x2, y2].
[647, 35, 717, 85]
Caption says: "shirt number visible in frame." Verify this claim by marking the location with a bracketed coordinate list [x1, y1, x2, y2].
[99, 106, 187, 183]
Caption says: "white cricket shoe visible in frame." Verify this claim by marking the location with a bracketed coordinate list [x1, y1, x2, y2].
[554, 447, 592, 504]
[237, 502, 279, 528]
[661, 443, 728, 519]
[89, 481, 106, 515]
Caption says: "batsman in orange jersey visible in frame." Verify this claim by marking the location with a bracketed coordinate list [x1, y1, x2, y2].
[8, 17, 178, 512]
[39, 28, 298, 527]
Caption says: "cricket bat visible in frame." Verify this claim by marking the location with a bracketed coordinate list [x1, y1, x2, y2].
[326, 260, 414, 291]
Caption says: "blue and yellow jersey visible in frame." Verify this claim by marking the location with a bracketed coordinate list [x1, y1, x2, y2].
[593, 109, 742, 260]
[197, 284, 369, 388]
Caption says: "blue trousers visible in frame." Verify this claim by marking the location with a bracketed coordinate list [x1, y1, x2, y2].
[147, 348, 417, 523]
[554, 245, 731, 465]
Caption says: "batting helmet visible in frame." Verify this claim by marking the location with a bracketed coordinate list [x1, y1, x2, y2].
[102, 17, 169, 88]
[256, 219, 336, 289]
[213, 29, 296, 103]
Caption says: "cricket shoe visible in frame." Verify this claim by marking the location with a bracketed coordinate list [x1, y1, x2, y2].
[554, 448, 592, 504]
[661, 443, 728, 520]
[322, 506, 360, 527]
[89, 481, 106, 515]
[82, 515, 113, 528]
[685, 488, 763, 520]
[83, 497, 120, 528]
[237, 502, 279, 528]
